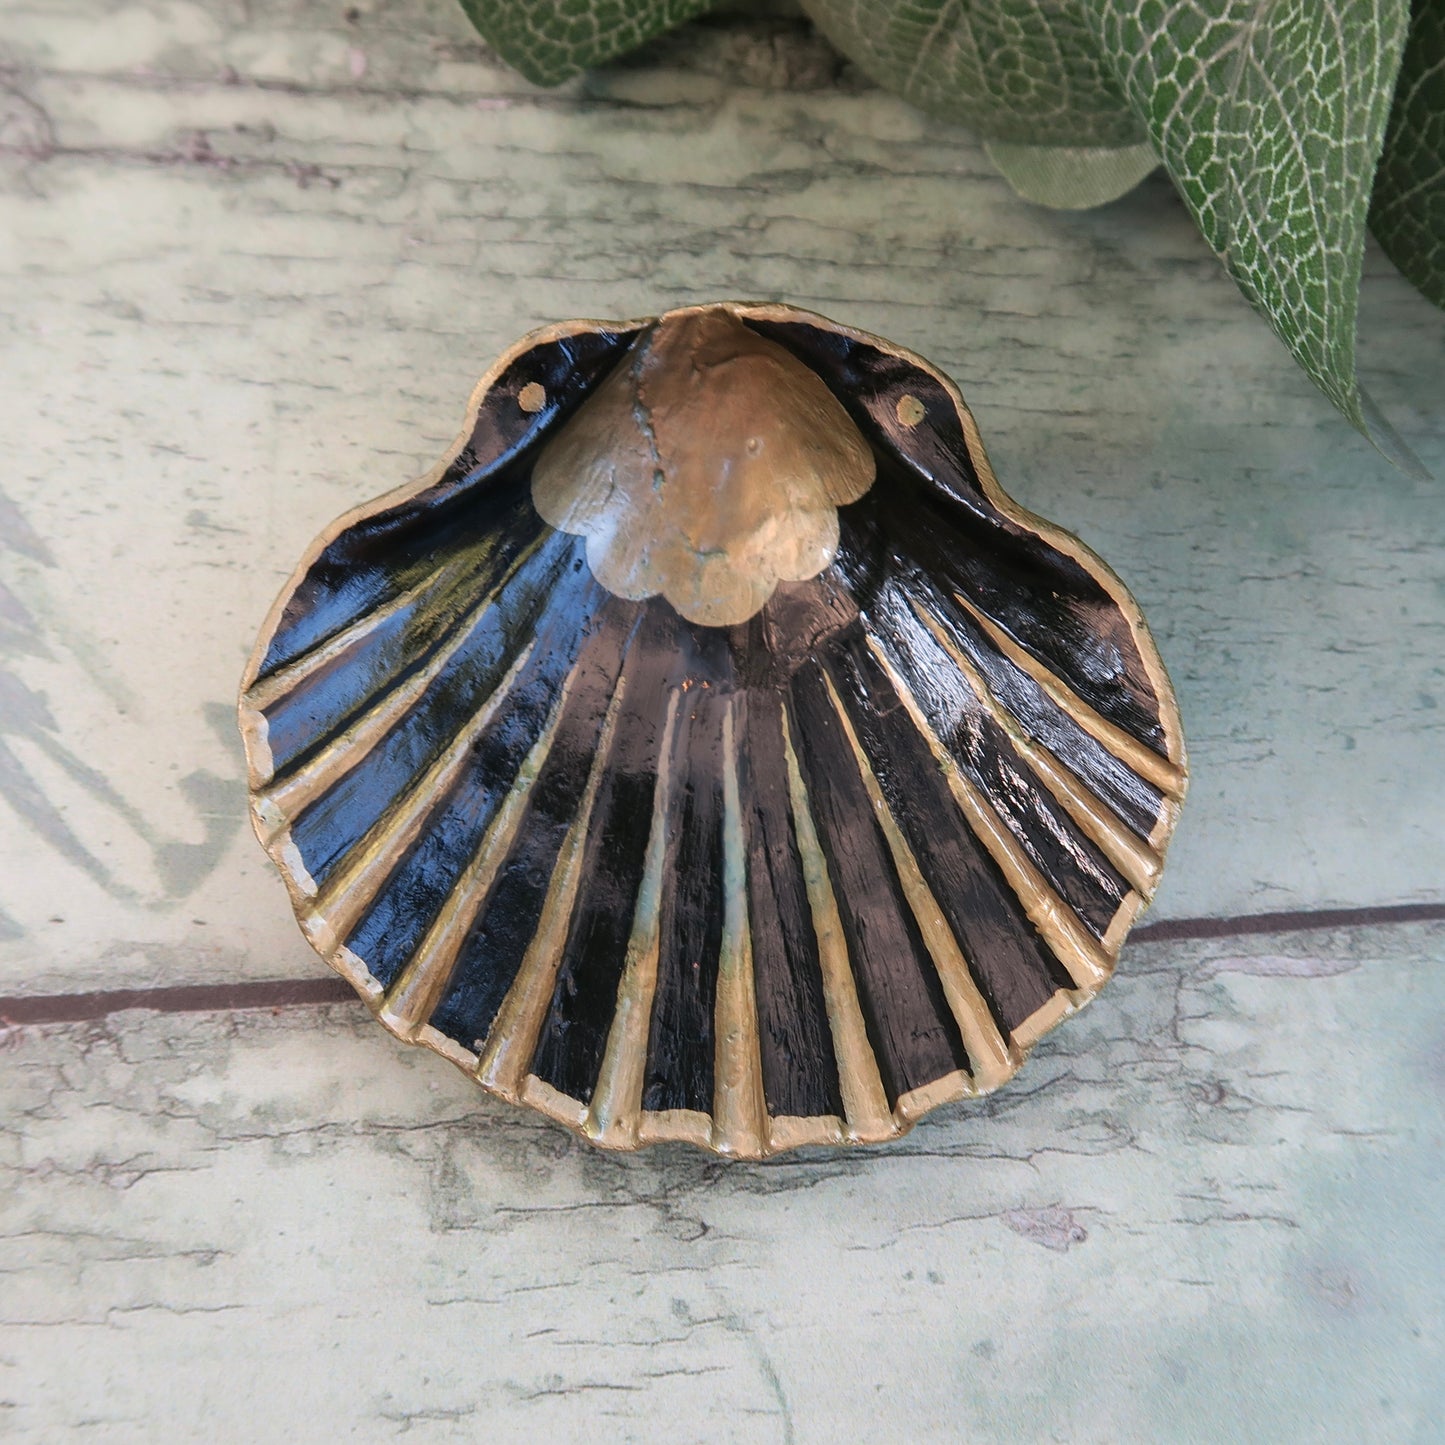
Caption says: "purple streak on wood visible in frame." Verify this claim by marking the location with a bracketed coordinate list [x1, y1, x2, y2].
[2, 899, 1441, 1026]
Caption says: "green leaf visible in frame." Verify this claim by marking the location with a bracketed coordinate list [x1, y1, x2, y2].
[985, 140, 1158, 208]
[800, 0, 1144, 146]
[1371, 0, 1445, 310]
[1080, 0, 1414, 447]
[458, 0, 716, 86]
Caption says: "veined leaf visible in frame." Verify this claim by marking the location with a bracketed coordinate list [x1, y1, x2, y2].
[456, 0, 1428, 465]
[459, 0, 716, 86]
[986, 140, 1158, 207]
[799, 0, 1143, 146]
[1081, 0, 1414, 446]
[1371, 0, 1445, 309]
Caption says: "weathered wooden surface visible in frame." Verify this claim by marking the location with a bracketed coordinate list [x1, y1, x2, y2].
[1, 0, 1443, 1437]
[6, 923, 1444, 1439]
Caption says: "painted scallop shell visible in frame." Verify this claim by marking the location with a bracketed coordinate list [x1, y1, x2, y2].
[239, 303, 1186, 1158]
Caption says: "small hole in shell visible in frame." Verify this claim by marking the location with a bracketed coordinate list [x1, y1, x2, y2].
[518, 382, 547, 414]
[896, 393, 926, 427]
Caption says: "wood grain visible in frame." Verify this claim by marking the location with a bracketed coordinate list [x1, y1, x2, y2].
[0, 0, 1440, 1003]
[0, 0, 1442, 1431]
[3, 921, 1442, 1438]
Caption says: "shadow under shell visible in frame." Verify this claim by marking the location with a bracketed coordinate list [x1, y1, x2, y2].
[239, 303, 1186, 1158]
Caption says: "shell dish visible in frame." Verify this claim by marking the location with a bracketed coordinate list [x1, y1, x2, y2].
[239, 302, 1187, 1158]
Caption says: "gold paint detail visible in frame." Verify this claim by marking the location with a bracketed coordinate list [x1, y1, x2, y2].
[300, 642, 538, 956]
[1101, 889, 1145, 958]
[245, 709, 276, 792]
[518, 381, 546, 414]
[895, 393, 926, 427]
[1008, 989, 1076, 1052]
[584, 691, 680, 1150]
[818, 668, 1018, 1093]
[768, 1114, 846, 1152]
[779, 699, 895, 1143]
[274, 836, 318, 900]
[1017, 739, 1162, 895]
[867, 639, 1113, 993]
[520, 1074, 588, 1130]
[895, 1069, 974, 1124]
[636, 1109, 714, 1149]
[256, 538, 544, 830]
[951, 590, 1186, 798]
[378, 678, 573, 1037]
[531, 307, 876, 627]
[907, 597, 1163, 895]
[412, 1023, 481, 1072]
[333, 945, 385, 1004]
[711, 698, 769, 1158]
[475, 672, 630, 1099]
[243, 554, 473, 718]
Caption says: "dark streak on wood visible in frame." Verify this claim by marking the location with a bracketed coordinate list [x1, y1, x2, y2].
[6, 903, 1441, 1028]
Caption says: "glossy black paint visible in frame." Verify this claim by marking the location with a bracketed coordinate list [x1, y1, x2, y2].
[289, 526, 582, 886]
[257, 327, 640, 680]
[746, 317, 1167, 753]
[530, 605, 680, 1103]
[426, 594, 638, 1049]
[821, 632, 1078, 1027]
[788, 661, 972, 1102]
[341, 554, 614, 983]
[641, 684, 727, 1114]
[261, 492, 547, 778]
[843, 591, 1129, 936]
[882, 557, 1165, 840]
[740, 692, 844, 1121]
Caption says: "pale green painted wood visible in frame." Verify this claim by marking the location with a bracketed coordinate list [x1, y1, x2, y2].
[1, 6, 1443, 1436]
[1, 0, 1442, 996]
[3, 923, 1443, 1439]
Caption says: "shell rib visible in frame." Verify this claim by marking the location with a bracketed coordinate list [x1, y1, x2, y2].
[239, 302, 1186, 1157]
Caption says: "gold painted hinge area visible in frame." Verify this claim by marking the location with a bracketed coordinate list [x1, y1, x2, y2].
[531, 307, 875, 628]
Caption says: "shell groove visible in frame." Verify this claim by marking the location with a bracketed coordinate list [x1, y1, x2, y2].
[239, 302, 1186, 1157]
